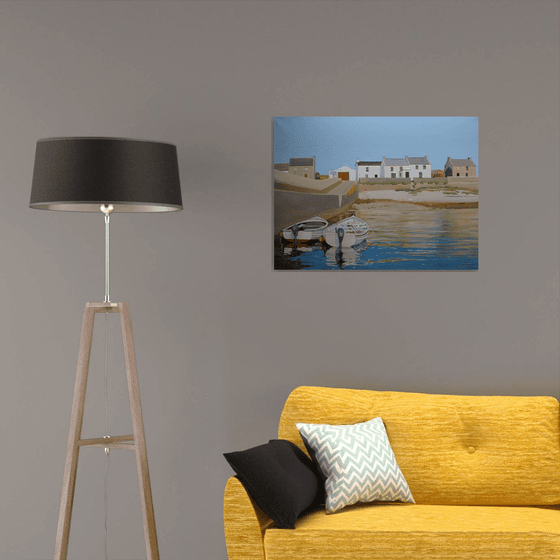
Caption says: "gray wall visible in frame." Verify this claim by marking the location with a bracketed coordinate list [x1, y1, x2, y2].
[0, 1, 558, 560]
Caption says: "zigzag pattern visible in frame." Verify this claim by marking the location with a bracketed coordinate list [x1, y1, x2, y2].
[297, 418, 414, 513]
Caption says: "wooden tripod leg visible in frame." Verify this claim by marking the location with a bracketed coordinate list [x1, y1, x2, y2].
[119, 302, 160, 560]
[54, 304, 96, 560]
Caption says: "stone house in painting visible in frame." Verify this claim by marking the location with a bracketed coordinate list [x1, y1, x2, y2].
[355, 160, 382, 179]
[445, 157, 477, 177]
[289, 157, 316, 179]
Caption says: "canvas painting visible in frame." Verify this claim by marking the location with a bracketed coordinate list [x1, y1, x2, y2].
[274, 117, 478, 270]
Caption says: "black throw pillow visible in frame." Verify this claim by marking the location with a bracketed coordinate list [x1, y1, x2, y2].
[224, 439, 323, 529]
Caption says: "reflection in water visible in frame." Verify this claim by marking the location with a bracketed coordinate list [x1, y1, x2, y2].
[325, 246, 358, 269]
[324, 240, 368, 269]
[274, 202, 478, 270]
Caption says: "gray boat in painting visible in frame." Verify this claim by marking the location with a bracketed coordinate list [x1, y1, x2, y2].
[281, 216, 328, 242]
[323, 216, 369, 248]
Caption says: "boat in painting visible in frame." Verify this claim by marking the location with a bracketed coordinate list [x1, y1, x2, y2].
[322, 216, 369, 248]
[281, 216, 328, 242]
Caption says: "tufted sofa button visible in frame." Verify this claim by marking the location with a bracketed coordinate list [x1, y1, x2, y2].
[467, 446, 475, 454]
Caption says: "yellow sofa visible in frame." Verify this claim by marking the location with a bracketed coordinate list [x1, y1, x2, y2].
[224, 386, 560, 560]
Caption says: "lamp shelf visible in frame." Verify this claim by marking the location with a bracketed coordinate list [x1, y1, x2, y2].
[78, 435, 136, 450]
[86, 302, 119, 312]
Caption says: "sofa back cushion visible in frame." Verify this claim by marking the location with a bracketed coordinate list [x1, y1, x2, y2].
[278, 386, 560, 506]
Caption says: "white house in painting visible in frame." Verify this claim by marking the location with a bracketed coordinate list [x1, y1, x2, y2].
[355, 160, 382, 179]
[406, 156, 431, 179]
[328, 165, 356, 181]
[381, 157, 411, 179]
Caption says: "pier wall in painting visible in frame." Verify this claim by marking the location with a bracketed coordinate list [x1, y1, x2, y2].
[274, 170, 339, 193]
[274, 186, 358, 233]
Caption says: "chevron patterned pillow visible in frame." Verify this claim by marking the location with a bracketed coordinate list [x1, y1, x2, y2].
[296, 418, 414, 513]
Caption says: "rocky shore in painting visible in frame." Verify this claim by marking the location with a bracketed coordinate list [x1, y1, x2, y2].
[357, 188, 478, 209]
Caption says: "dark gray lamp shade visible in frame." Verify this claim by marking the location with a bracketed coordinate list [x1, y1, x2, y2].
[30, 137, 182, 212]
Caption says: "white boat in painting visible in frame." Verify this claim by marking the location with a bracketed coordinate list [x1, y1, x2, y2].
[323, 216, 369, 248]
[281, 216, 328, 242]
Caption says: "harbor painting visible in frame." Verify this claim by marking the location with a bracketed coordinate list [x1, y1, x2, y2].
[274, 117, 478, 270]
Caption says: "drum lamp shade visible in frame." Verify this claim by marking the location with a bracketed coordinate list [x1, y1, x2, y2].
[30, 137, 182, 212]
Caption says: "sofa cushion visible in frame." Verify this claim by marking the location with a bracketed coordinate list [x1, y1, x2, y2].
[223, 439, 323, 529]
[296, 418, 414, 513]
[264, 503, 560, 559]
[279, 386, 560, 505]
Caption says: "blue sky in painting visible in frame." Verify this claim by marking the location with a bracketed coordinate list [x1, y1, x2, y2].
[274, 117, 478, 174]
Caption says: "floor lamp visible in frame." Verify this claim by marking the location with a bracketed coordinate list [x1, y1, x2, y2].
[30, 137, 183, 560]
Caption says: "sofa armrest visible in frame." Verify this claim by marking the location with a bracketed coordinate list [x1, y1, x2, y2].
[224, 476, 274, 560]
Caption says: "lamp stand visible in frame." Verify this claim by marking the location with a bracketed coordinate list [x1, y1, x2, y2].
[54, 301, 159, 560]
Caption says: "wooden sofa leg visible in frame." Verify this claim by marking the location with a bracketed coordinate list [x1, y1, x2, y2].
[224, 476, 274, 560]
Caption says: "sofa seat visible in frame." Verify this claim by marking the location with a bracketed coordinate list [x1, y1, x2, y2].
[264, 503, 560, 560]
